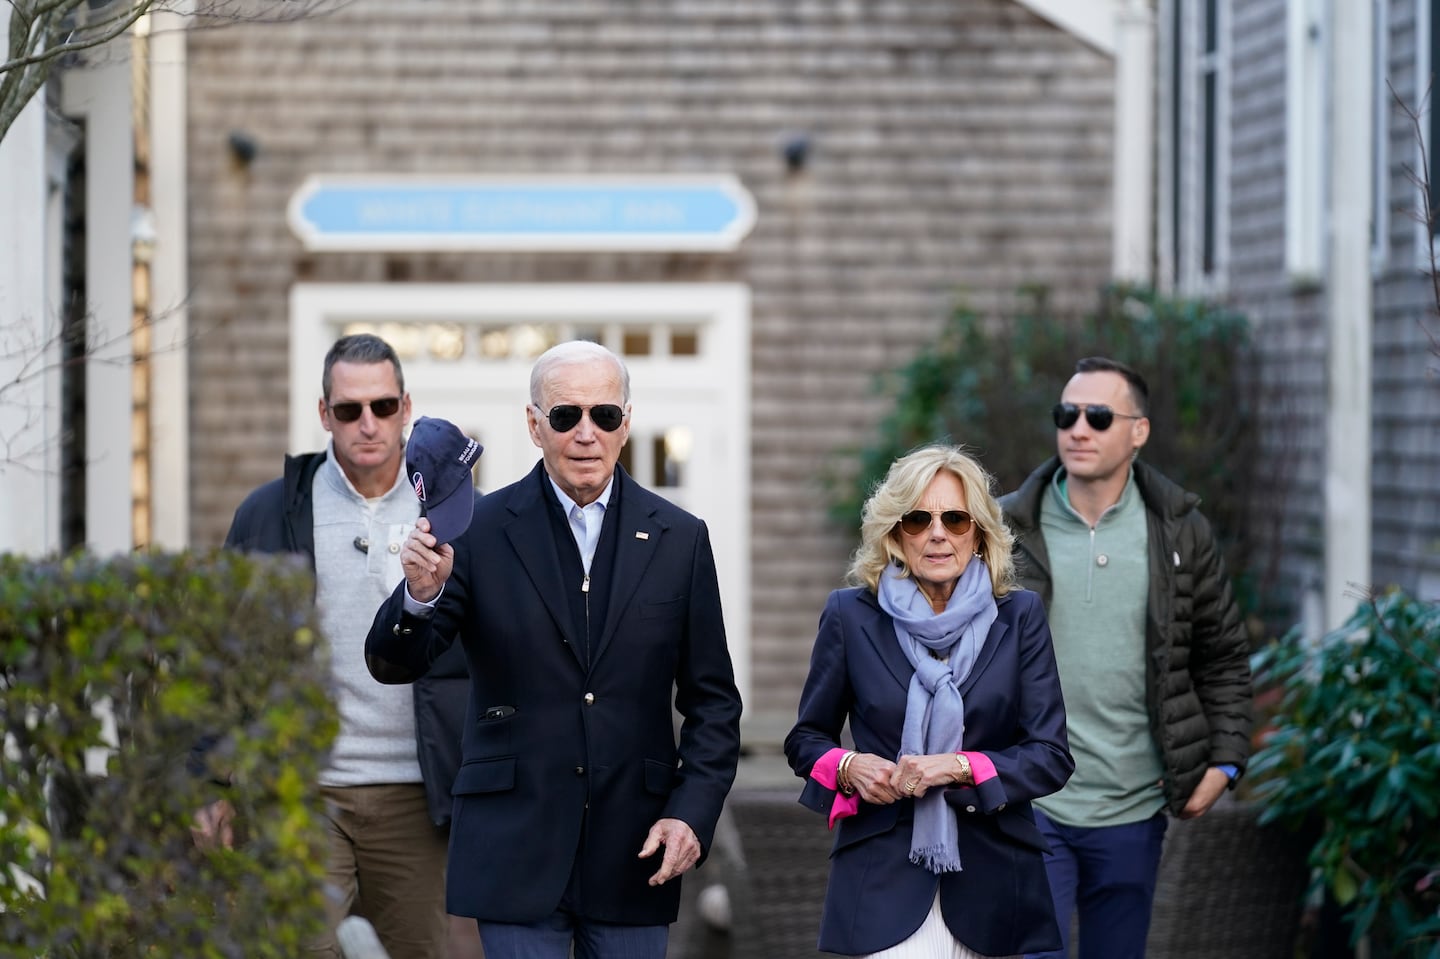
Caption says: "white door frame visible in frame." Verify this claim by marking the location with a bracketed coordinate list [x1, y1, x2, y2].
[290, 282, 753, 708]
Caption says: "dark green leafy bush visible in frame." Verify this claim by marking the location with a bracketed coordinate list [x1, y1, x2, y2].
[0, 550, 338, 958]
[1249, 591, 1440, 958]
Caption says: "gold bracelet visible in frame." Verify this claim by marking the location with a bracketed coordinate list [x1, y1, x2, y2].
[836, 750, 857, 796]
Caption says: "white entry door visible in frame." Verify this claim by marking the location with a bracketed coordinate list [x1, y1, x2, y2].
[289, 284, 752, 707]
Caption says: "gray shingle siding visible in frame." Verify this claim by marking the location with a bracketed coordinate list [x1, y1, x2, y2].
[1214, 0, 1440, 625]
[1213, 0, 1328, 626]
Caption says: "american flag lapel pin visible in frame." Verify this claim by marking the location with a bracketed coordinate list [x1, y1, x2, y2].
[635, 531, 650, 540]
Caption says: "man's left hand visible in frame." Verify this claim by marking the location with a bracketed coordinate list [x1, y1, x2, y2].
[1179, 766, 1231, 819]
[639, 817, 701, 886]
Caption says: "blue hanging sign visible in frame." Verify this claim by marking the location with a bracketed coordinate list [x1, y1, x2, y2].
[287, 175, 757, 252]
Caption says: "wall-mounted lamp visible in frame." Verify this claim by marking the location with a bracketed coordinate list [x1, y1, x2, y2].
[228, 130, 259, 167]
[782, 134, 810, 173]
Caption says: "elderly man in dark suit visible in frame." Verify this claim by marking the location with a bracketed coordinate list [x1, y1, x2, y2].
[365, 339, 743, 959]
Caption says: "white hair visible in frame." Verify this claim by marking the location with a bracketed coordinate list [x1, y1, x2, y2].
[529, 340, 631, 405]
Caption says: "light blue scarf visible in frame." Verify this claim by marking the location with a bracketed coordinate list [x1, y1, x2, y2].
[877, 558, 998, 873]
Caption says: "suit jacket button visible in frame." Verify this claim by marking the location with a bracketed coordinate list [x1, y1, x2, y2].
[575, 766, 585, 776]
[997, 803, 1006, 811]
[584, 693, 595, 705]
[965, 805, 977, 813]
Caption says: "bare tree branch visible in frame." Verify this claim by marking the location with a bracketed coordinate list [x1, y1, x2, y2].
[1, 2, 152, 75]
[0, 297, 214, 476]
[1391, 79, 1440, 366]
[0, 0, 355, 144]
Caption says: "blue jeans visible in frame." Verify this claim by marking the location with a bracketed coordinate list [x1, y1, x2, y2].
[1025, 809, 1168, 959]
[476, 909, 668, 959]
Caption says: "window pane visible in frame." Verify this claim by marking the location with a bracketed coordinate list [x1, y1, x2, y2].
[378, 322, 424, 359]
[1203, 71, 1217, 273]
[1431, 0, 1440, 233]
[428, 323, 466, 360]
[1170, 0, 1183, 272]
[671, 329, 699, 356]
[512, 324, 558, 358]
[467, 429, 485, 491]
[623, 329, 652, 356]
[654, 426, 692, 488]
[479, 328, 511, 358]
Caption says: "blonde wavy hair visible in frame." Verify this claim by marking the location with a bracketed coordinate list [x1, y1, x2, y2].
[846, 444, 1018, 597]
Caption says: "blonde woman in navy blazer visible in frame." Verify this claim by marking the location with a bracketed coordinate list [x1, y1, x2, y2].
[785, 445, 1073, 958]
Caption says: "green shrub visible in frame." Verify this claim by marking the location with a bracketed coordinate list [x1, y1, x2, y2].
[827, 283, 1260, 616]
[0, 550, 339, 958]
[1249, 591, 1440, 958]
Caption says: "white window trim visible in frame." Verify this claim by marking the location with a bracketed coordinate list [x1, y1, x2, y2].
[1288, 0, 1329, 284]
[1189, 0, 1232, 296]
[1157, 0, 1180, 293]
[1416, 0, 1435, 268]
[1372, 0, 1390, 273]
[1159, 0, 1233, 297]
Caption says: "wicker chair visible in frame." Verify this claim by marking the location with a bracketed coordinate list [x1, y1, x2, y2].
[1144, 796, 1309, 959]
[726, 788, 836, 958]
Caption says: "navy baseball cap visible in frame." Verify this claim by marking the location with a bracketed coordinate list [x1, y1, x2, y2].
[406, 416, 483, 545]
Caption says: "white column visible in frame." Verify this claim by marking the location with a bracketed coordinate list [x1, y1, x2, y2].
[148, 8, 192, 549]
[1324, 0, 1372, 629]
[1112, 0, 1156, 283]
[0, 40, 61, 556]
[63, 52, 136, 554]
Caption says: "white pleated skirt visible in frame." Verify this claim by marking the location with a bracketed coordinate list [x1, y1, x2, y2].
[859, 892, 1020, 959]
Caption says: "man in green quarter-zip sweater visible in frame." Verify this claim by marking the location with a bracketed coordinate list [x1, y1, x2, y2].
[1000, 356, 1253, 959]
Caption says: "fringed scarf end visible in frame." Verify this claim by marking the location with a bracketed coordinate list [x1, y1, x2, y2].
[909, 845, 964, 874]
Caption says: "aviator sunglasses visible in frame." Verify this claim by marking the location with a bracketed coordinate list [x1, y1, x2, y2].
[1052, 402, 1144, 432]
[898, 509, 974, 537]
[328, 396, 402, 423]
[537, 403, 626, 433]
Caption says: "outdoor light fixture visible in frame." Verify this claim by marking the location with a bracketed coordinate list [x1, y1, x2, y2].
[782, 134, 810, 172]
[228, 130, 259, 166]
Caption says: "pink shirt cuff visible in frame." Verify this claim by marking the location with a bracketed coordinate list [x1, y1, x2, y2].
[810, 747, 861, 828]
[962, 750, 998, 784]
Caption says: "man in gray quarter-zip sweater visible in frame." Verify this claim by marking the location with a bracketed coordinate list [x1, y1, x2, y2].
[1000, 356, 1252, 959]
[200, 333, 474, 959]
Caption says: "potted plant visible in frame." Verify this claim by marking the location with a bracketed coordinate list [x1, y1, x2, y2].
[1248, 590, 1440, 958]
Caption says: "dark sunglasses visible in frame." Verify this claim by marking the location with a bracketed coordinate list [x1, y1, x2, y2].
[898, 509, 974, 537]
[538, 403, 626, 433]
[328, 396, 402, 423]
[1052, 402, 1143, 432]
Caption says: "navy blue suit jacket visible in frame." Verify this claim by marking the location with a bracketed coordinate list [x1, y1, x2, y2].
[784, 586, 1072, 956]
[366, 463, 742, 925]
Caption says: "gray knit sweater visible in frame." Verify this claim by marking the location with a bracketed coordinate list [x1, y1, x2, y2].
[311, 447, 423, 787]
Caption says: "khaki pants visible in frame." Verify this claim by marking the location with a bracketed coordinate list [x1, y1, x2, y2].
[311, 783, 449, 959]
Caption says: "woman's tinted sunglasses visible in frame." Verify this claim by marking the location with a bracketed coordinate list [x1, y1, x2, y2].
[1051, 402, 1144, 432]
[897, 509, 974, 536]
[536, 403, 626, 433]
[328, 397, 401, 423]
